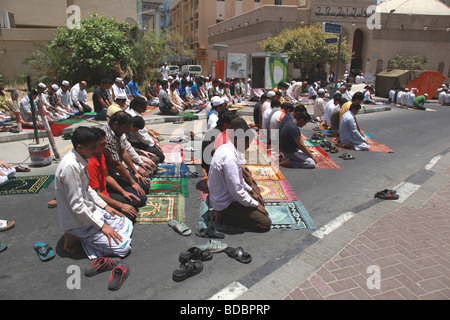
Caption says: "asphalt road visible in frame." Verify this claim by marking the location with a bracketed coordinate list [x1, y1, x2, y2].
[1, 102, 450, 300]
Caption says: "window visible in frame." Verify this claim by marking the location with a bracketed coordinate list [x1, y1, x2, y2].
[275, 0, 282, 4]
[376, 59, 383, 74]
[438, 62, 445, 75]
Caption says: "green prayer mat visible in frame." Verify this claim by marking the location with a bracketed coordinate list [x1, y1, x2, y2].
[0, 175, 55, 195]
[136, 194, 185, 224]
[148, 178, 189, 197]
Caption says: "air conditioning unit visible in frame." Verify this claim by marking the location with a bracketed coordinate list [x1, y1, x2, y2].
[0, 11, 15, 29]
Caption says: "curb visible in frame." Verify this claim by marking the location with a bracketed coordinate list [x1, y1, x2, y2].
[209, 149, 450, 300]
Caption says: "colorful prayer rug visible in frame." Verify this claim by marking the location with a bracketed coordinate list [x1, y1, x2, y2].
[136, 194, 185, 224]
[148, 178, 189, 197]
[329, 136, 394, 153]
[160, 143, 184, 163]
[0, 175, 55, 195]
[306, 146, 342, 170]
[247, 165, 285, 181]
[198, 199, 315, 231]
[154, 163, 187, 178]
[256, 180, 299, 201]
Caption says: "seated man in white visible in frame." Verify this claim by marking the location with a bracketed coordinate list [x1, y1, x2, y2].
[339, 103, 370, 151]
[55, 126, 133, 259]
[0, 159, 16, 187]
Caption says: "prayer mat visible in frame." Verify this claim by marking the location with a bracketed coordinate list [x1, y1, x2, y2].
[256, 180, 299, 201]
[154, 163, 187, 178]
[0, 175, 55, 195]
[329, 136, 394, 153]
[136, 194, 185, 224]
[160, 143, 184, 163]
[306, 146, 342, 170]
[49, 123, 71, 137]
[198, 199, 315, 232]
[244, 144, 272, 165]
[148, 178, 189, 197]
[246, 165, 285, 181]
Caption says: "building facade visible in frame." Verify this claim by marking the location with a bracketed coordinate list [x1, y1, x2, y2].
[206, 0, 450, 82]
[0, 0, 138, 82]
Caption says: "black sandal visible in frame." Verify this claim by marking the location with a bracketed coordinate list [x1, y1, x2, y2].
[224, 247, 252, 264]
[195, 227, 225, 239]
[172, 259, 203, 282]
[179, 247, 213, 262]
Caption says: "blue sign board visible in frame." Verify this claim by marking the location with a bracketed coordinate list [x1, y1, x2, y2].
[322, 22, 342, 35]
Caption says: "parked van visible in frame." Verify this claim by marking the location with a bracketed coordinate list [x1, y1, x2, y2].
[168, 65, 179, 76]
[181, 65, 202, 76]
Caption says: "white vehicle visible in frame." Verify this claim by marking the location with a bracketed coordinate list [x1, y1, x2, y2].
[181, 65, 202, 76]
[168, 65, 180, 76]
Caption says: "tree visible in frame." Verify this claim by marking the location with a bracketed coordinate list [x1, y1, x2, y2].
[25, 14, 137, 86]
[259, 24, 352, 80]
[388, 54, 427, 71]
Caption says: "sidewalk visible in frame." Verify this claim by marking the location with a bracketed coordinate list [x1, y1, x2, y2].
[235, 150, 450, 300]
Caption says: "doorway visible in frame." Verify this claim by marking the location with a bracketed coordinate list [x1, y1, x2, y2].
[351, 29, 364, 76]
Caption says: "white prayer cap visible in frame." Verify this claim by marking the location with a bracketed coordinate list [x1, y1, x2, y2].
[51, 84, 59, 91]
[168, 76, 173, 80]
[115, 77, 123, 83]
[318, 88, 326, 94]
[404, 88, 409, 91]
[38, 83, 47, 89]
[211, 96, 224, 107]
[115, 92, 127, 100]
[62, 80, 70, 87]
[424, 93, 428, 97]
[267, 91, 276, 98]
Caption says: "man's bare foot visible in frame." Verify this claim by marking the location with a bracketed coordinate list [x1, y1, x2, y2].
[64, 232, 81, 254]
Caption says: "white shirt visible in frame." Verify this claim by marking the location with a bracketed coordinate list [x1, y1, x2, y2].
[262, 106, 273, 130]
[324, 100, 338, 126]
[406, 93, 415, 107]
[161, 66, 169, 80]
[55, 149, 107, 231]
[438, 91, 447, 104]
[313, 97, 326, 118]
[308, 86, 317, 98]
[207, 109, 219, 131]
[112, 83, 126, 99]
[340, 110, 365, 145]
[207, 141, 258, 211]
[71, 83, 88, 108]
[389, 90, 395, 101]
[269, 109, 283, 131]
[56, 88, 73, 109]
[125, 108, 155, 146]
[445, 93, 450, 104]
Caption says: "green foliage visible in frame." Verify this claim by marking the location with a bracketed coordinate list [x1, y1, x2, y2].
[388, 54, 427, 71]
[25, 14, 136, 85]
[259, 24, 352, 78]
[24, 14, 188, 86]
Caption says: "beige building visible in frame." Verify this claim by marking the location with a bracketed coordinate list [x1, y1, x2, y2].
[0, 0, 137, 82]
[169, 0, 298, 73]
[206, 0, 450, 82]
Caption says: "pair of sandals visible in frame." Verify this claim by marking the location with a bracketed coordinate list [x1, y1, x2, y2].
[85, 257, 130, 291]
[321, 141, 339, 154]
[173, 247, 212, 282]
[374, 189, 399, 200]
[195, 239, 251, 263]
[339, 152, 355, 160]
[311, 133, 325, 141]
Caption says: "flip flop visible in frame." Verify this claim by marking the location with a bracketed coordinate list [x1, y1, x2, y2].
[330, 147, 339, 153]
[195, 239, 227, 253]
[34, 242, 55, 262]
[195, 227, 225, 239]
[108, 263, 130, 291]
[85, 257, 121, 277]
[168, 220, 192, 236]
[224, 247, 252, 264]
[339, 153, 355, 160]
[15, 165, 30, 172]
[172, 259, 203, 282]
[0, 244, 7, 253]
[179, 247, 213, 262]
[0, 219, 15, 232]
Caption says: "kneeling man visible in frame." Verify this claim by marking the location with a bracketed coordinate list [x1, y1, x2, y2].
[208, 117, 271, 232]
[339, 103, 370, 151]
[55, 126, 133, 259]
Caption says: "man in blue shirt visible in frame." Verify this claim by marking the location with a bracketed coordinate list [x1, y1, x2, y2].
[127, 75, 140, 98]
